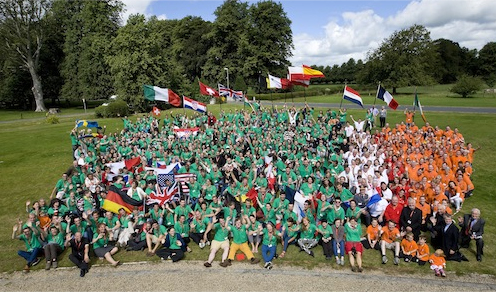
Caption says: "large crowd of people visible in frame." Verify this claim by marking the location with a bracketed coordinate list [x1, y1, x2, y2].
[12, 104, 485, 278]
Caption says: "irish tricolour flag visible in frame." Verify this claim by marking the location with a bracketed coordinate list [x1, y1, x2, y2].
[143, 85, 181, 107]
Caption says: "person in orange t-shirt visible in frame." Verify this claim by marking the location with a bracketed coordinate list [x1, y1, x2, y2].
[429, 249, 446, 277]
[399, 232, 418, 262]
[362, 217, 381, 250]
[415, 235, 430, 266]
[380, 220, 401, 265]
[404, 109, 414, 127]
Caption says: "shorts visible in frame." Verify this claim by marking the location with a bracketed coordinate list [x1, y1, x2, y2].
[211, 240, 229, 250]
[94, 245, 114, 258]
[345, 241, 363, 254]
[151, 235, 159, 244]
[383, 241, 397, 250]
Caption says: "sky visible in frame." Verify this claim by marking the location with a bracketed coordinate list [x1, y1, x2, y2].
[121, 0, 496, 67]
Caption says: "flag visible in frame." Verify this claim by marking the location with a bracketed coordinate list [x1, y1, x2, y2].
[377, 85, 399, 110]
[143, 85, 181, 107]
[75, 120, 100, 129]
[125, 157, 141, 171]
[293, 190, 306, 222]
[288, 65, 325, 81]
[148, 180, 179, 206]
[218, 84, 232, 98]
[302, 65, 325, 78]
[245, 188, 258, 207]
[173, 127, 200, 139]
[231, 90, 244, 100]
[414, 92, 427, 122]
[175, 173, 196, 196]
[285, 186, 296, 204]
[267, 74, 290, 89]
[199, 81, 219, 97]
[102, 185, 143, 214]
[183, 96, 207, 113]
[106, 161, 125, 175]
[157, 173, 175, 188]
[151, 106, 161, 117]
[343, 86, 364, 108]
[244, 97, 260, 112]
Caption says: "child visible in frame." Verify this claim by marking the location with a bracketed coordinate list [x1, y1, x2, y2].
[415, 235, 430, 266]
[429, 249, 446, 277]
[399, 232, 418, 262]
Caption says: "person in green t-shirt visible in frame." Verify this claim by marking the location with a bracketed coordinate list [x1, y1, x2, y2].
[261, 222, 282, 270]
[12, 223, 42, 272]
[222, 218, 260, 267]
[91, 223, 120, 266]
[155, 227, 186, 262]
[146, 220, 167, 255]
[317, 219, 333, 260]
[42, 226, 65, 270]
[297, 217, 318, 257]
[281, 217, 299, 258]
[344, 217, 364, 272]
[202, 216, 230, 268]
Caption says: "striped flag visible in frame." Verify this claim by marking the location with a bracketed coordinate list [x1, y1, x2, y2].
[414, 92, 427, 123]
[175, 173, 196, 196]
[218, 84, 232, 98]
[343, 86, 364, 108]
[147, 181, 179, 206]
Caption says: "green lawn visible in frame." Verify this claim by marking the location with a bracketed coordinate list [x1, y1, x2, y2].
[0, 105, 494, 276]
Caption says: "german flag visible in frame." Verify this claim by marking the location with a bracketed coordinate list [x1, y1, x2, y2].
[102, 185, 143, 214]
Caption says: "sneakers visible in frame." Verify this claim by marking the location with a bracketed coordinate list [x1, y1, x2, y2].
[23, 265, 30, 273]
[351, 266, 357, 272]
[358, 267, 363, 273]
[206, 241, 211, 246]
[31, 258, 41, 267]
[204, 262, 212, 268]
[199, 242, 205, 249]
[326, 256, 332, 260]
[264, 262, 273, 269]
[335, 258, 340, 264]
[393, 257, 399, 265]
[340, 257, 345, 266]
[219, 261, 229, 268]
[52, 261, 58, 269]
[250, 258, 260, 264]
[80, 269, 86, 277]
[309, 251, 315, 257]
[382, 255, 388, 264]
[45, 261, 51, 270]
[441, 271, 446, 277]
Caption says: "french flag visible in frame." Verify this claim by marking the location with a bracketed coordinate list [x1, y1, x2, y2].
[377, 85, 399, 110]
[343, 86, 364, 108]
[183, 96, 207, 113]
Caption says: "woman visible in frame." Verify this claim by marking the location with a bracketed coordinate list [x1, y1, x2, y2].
[297, 217, 318, 257]
[261, 222, 281, 270]
[318, 219, 333, 260]
[43, 226, 65, 270]
[247, 215, 262, 253]
[344, 217, 363, 272]
[332, 218, 345, 265]
[92, 223, 120, 266]
[300, 176, 317, 198]
[156, 227, 186, 262]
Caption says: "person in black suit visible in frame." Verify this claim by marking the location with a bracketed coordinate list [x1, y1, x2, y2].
[441, 214, 467, 262]
[458, 208, 485, 261]
[65, 231, 90, 277]
[399, 198, 423, 241]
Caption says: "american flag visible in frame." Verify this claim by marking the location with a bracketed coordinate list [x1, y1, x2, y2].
[218, 84, 232, 98]
[174, 173, 196, 196]
[157, 173, 175, 188]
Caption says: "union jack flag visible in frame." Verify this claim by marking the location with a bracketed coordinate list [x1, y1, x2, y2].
[232, 90, 244, 100]
[147, 179, 179, 206]
[218, 83, 232, 98]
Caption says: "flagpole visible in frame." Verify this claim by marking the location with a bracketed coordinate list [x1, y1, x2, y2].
[374, 82, 380, 106]
[412, 87, 417, 123]
[339, 83, 346, 110]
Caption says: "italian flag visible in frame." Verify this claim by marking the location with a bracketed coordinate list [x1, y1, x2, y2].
[143, 85, 181, 107]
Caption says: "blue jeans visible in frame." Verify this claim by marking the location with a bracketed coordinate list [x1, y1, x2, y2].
[333, 239, 345, 257]
[18, 248, 42, 265]
[282, 230, 295, 252]
[261, 244, 277, 263]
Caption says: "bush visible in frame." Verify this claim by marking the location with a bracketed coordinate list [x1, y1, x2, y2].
[95, 100, 129, 118]
[451, 75, 483, 98]
[45, 114, 59, 124]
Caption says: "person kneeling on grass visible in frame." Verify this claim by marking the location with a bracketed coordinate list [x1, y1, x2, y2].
[92, 223, 120, 266]
[344, 217, 363, 272]
[66, 231, 90, 277]
[399, 232, 418, 263]
[222, 218, 261, 267]
[156, 227, 186, 262]
[12, 223, 42, 273]
[203, 215, 230, 267]
[380, 220, 401, 265]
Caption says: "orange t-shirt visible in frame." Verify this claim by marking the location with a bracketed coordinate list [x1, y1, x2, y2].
[381, 226, 400, 243]
[429, 254, 446, 267]
[400, 238, 418, 256]
[366, 225, 381, 241]
[405, 113, 414, 124]
[415, 202, 431, 220]
[417, 243, 430, 261]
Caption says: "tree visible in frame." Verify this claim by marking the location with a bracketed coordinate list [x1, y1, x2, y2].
[359, 24, 436, 93]
[432, 39, 468, 84]
[451, 75, 483, 98]
[478, 42, 496, 87]
[0, 0, 50, 111]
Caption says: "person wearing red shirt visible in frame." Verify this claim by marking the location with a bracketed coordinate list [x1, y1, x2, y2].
[384, 196, 403, 225]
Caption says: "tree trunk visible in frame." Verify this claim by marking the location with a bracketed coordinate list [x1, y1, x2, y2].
[27, 58, 46, 112]
[392, 86, 397, 95]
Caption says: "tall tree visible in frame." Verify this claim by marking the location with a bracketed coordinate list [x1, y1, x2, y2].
[478, 42, 496, 87]
[0, 0, 50, 111]
[359, 24, 436, 93]
[432, 39, 468, 84]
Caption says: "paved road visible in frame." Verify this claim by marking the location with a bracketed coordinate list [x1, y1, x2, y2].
[260, 101, 496, 114]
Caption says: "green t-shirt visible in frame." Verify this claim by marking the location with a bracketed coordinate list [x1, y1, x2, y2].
[262, 228, 277, 246]
[19, 233, 42, 252]
[299, 223, 317, 239]
[47, 232, 65, 250]
[213, 223, 230, 242]
[231, 225, 248, 244]
[174, 221, 190, 238]
[318, 224, 333, 239]
[344, 223, 362, 242]
[92, 234, 109, 249]
[153, 225, 167, 237]
[168, 234, 181, 249]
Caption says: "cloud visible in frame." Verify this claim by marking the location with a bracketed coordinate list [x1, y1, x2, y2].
[291, 0, 496, 66]
[121, 0, 154, 23]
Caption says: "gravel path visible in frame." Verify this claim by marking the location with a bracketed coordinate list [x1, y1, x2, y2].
[1, 261, 495, 291]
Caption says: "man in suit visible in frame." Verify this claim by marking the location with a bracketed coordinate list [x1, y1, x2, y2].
[441, 214, 467, 262]
[400, 198, 423, 241]
[65, 231, 90, 277]
[458, 208, 485, 261]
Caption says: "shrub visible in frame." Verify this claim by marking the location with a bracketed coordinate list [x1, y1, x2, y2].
[451, 75, 483, 98]
[95, 101, 129, 118]
[45, 114, 59, 124]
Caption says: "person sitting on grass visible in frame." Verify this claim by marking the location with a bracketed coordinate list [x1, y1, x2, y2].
[380, 220, 401, 265]
[66, 231, 90, 277]
[332, 218, 345, 266]
[344, 216, 363, 272]
[146, 219, 167, 256]
[126, 221, 151, 251]
[203, 215, 230, 268]
[414, 235, 430, 266]
[399, 232, 418, 263]
[297, 216, 318, 257]
[155, 227, 186, 262]
[12, 222, 42, 273]
[362, 217, 381, 250]
[281, 217, 299, 258]
[42, 226, 65, 270]
[317, 219, 333, 260]
[429, 249, 446, 277]
[261, 222, 282, 270]
[92, 223, 120, 266]
[222, 218, 261, 267]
